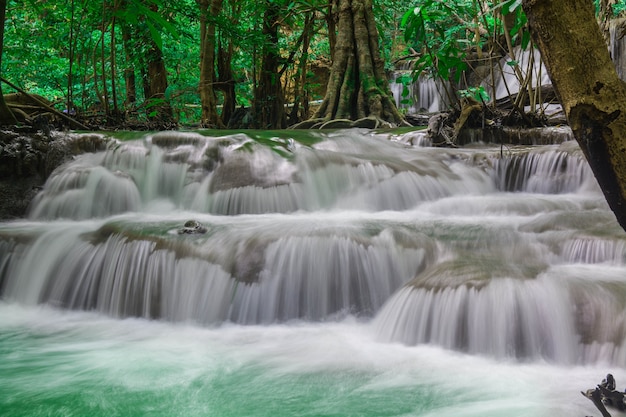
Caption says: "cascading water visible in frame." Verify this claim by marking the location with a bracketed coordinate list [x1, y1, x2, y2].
[1, 128, 624, 417]
[390, 69, 450, 114]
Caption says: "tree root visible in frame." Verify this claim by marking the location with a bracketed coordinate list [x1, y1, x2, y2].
[290, 115, 409, 130]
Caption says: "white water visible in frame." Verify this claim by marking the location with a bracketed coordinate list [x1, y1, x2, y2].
[0, 301, 619, 417]
[390, 71, 450, 113]
[0, 129, 625, 416]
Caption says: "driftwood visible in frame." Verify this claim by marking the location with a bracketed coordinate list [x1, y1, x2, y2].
[582, 381, 626, 417]
[0, 77, 89, 130]
[582, 387, 613, 417]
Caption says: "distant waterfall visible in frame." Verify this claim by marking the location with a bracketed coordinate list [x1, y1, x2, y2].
[390, 70, 450, 113]
[610, 18, 626, 81]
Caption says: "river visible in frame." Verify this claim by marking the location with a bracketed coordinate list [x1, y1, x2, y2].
[0, 128, 623, 416]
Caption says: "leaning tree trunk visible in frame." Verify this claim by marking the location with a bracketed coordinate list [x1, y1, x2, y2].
[312, 0, 404, 126]
[0, 0, 16, 125]
[523, 0, 626, 231]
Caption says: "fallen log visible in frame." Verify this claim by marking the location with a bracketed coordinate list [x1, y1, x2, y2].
[0, 77, 89, 130]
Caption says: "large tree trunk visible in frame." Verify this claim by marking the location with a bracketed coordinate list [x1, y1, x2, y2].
[312, 0, 404, 126]
[0, 0, 16, 125]
[523, 0, 626, 231]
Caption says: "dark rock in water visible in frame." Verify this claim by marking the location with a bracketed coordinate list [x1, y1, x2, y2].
[0, 130, 111, 219]
[178, 220, 208, 235]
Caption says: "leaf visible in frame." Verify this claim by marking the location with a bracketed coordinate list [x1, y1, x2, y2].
[502, 0, 523, 15]
[400, 9, 413, 27]
[146, 21, 162, 50]
[521, 31, 531, 50]
[506, 60, 518, 67]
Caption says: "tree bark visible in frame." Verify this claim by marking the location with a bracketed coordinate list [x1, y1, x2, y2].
[252, 0, 286, 129]
[121, 22, 137, 108]
[0, 0, 16, 125]
[288, 13, 314, 125]
[145, 45, 173, 121]
[216, 35, 235, 126]
[312, 0, 405, 126]
[198, 0, 224, 128]
[523, 0, 626, 231]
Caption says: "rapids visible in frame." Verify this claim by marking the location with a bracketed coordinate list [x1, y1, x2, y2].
[0, 128, 624, 416]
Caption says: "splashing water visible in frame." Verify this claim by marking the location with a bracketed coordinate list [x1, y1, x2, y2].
[0, 128, 624, 417]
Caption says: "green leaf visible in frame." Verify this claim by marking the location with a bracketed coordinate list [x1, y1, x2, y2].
[146, 21, 162, 50]
[521, 31, 531, 50]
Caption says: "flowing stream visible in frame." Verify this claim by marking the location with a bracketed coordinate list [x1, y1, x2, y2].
[1, 128, 625, 417]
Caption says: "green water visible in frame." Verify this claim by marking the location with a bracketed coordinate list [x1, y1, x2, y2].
[0, 302, 608, 417]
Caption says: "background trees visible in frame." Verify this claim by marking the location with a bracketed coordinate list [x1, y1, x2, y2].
[1, 0, 625, 128]
[0, 0, 411, 127]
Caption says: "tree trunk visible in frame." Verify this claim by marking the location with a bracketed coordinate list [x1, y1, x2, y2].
[0, 0, 15, 125]
[523, 0, 626, 231]
[252, 1, 286, 129]
[288, 13, 314, 125]
[217, 35, 235, 126]
[121, 23, 137, 108]
[313, 0, 405, 126]
[198, 0, 224, 128]
[142, 5, 173, 124]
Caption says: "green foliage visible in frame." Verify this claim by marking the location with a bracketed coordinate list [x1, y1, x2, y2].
[459, 86, 489, 103]
[401, 0, 475, 83]
[496, 0, 530, 49]
[594, 0, 626, 16]
[0, 0, 547, 124]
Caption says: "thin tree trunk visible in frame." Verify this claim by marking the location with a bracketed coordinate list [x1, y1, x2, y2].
[68, 0, 76, 115]
[217, 35, 235, 125]
[0, 0, 15, 125]
[121, 23, 137, 108]
[100, 2, 110, 116]
[198, 0, 224, 127]
[289, 13, 314, 124]
[143, 4, 173, 124]
[110, 0, 119, 115]
[523, 0, 626, 231]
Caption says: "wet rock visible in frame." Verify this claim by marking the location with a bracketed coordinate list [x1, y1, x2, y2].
[177, 220, 208, 235]
[0, 130, 111, 219]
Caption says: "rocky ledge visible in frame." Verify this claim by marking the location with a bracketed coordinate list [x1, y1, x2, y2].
[0, 130, 111, 219]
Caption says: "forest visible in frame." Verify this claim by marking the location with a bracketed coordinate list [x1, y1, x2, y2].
[1, 0, 623, 131]
[4, 2, 626, 416]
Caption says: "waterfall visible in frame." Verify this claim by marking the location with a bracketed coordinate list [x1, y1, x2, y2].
[2, 129, 626, 367]
[610, 18, 626, 81]
[390, 69, 450, 113]
[480, 46, 552, 102]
